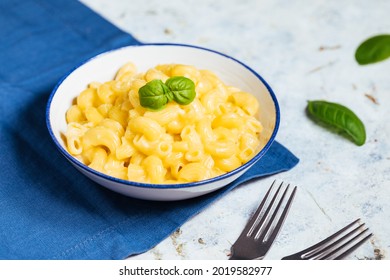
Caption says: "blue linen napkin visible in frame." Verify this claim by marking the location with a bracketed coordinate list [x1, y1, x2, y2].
[0, 0, 299, 259]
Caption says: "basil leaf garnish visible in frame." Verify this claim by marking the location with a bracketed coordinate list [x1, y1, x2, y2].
[138, 79, 171, 110]
[306, 100, 366, 146]
[355, 34, 390, 65]
[138, 76, 196, 110]
[165, 76, 196, 105]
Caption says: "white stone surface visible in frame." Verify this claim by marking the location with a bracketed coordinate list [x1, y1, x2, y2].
[81, 0, 390, 260]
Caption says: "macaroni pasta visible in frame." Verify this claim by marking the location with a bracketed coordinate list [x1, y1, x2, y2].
[65, 62, 263, 184]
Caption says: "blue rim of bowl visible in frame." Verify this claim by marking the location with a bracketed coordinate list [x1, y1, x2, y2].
[46, 43, 280, 190]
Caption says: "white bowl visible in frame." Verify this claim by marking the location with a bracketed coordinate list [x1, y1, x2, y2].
[46, 43, 279, 201]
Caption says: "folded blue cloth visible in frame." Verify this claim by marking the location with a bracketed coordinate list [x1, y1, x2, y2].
[0, 0, 299, 259]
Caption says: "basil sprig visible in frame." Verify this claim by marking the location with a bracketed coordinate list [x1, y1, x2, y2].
[306, 100, 366, 146]
[139, 76, 196, 110]
[355, 34, 390, 65]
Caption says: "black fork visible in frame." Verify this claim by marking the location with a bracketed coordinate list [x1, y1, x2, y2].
[229, 181, 297, 260]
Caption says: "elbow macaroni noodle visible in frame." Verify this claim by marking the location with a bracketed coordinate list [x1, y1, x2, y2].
[65, 62, 263, 184]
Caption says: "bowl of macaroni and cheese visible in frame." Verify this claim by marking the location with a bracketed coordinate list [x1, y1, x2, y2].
[46, 44, 280, 201]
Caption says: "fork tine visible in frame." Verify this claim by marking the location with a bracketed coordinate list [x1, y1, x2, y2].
[264, 185, 297, 243]
[238, 180, 277, 238]
[249, 181, 284, 237]
[248, 182, 297, 242]
[304, 220, 364, 259]
[285, 218, 361, 259]
[315, 223, 367, 259]
[229, 180, 297, 260]
[282, 218, 373, 260]
[323, 228, 373, 260]
[254, 183, 295, 241]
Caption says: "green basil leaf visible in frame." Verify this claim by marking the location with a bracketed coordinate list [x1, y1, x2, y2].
[165, 76, 196, 105]
[355, 34, 390, 65]
[138, 79, 171, 110]
[306, 100, 366, 146]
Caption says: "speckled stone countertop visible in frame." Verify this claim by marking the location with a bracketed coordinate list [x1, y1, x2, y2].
[80, 0, 389, 260]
